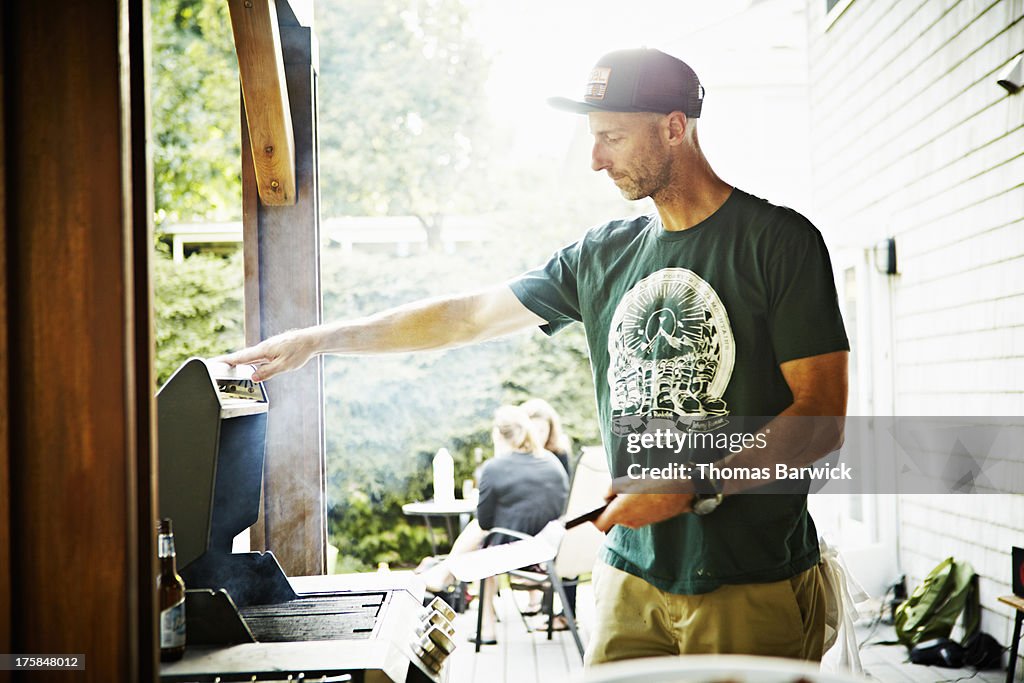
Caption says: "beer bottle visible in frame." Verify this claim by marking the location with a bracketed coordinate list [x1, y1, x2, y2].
[158, 518, 186, 662]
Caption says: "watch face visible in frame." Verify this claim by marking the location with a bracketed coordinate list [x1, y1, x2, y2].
[693, 495, 721, 516]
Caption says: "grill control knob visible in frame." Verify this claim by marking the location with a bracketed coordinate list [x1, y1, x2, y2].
[416, 616, 455, 639]
[424, 596, 456, 623]
[419, 609, 455, 634]
[415, 631, 450, 673]
[421, 624, 456, 656]
[412, 641, 444, 673]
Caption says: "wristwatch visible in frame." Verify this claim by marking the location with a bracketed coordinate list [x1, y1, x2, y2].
[692, 492, 723, 516]
[691, 468, 723, 516]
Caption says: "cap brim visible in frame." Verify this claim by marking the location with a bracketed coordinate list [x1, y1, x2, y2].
[547, 96, 615, 114]
[547, 96, 668, 114]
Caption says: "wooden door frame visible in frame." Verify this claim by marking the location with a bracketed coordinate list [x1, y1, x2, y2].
[1, 0, 156, 678]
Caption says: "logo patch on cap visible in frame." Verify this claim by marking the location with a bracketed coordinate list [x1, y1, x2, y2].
[584, 67, 612, 100]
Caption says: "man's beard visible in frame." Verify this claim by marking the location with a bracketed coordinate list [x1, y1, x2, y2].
[612, 152, 672, 201]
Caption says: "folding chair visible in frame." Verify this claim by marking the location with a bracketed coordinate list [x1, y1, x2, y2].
[447, 522, 567, 651]
[507, 447, 609, 641]
[447, 446, 611, 659]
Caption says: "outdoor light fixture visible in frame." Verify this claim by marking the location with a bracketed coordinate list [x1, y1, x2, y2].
[873, 237, 897, 275]
[997, 53, 1024, 94]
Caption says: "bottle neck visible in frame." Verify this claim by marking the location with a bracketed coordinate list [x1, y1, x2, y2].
[158, 533, 177, 572]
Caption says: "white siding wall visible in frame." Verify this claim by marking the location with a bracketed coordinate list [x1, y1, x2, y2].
[806, 0, 1024, 655]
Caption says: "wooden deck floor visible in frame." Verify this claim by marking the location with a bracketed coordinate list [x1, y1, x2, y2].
[443, 586, 1011, 683]
[446, 583, 590, 683]
[857, 623, 1007, 683]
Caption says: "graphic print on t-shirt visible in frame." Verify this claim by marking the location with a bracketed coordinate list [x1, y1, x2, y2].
[607, 268, 734, 433]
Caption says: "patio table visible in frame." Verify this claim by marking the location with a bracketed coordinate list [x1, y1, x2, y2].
[402, 498, 477, 555]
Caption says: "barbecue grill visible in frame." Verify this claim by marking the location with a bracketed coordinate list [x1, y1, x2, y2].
[157, 358, 453, 682]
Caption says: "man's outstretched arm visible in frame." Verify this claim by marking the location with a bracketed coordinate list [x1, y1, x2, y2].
[219, 284, 545, 382]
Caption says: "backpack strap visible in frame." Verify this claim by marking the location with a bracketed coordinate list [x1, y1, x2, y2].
[961, 573, 981, 640]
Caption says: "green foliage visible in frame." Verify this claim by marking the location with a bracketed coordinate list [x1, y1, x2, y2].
[153, 248, 244, 385]
[151, 0, 241, 229]
[329, 485, 440, 572]
[316, 0, 492, 245]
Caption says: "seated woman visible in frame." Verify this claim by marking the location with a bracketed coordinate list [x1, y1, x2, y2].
[417, 404, 568, 644]
[521, 397, 573, 476]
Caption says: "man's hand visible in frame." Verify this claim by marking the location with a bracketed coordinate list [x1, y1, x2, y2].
[593, 489, 693, 532]
[216, 329, 318, 382]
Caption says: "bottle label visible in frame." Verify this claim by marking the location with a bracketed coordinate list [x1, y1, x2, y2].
[160, 598, 186, 649]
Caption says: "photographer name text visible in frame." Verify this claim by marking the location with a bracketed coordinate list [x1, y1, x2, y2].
[626, 461, 854, 481]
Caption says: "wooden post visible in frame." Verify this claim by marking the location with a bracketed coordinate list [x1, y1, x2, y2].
[241, 12, 326, 577]
[1, 0, 155, 679]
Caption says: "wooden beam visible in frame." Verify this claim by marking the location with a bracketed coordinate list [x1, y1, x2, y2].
[242, 24, 325, 576]
[228, 0, 297, 206]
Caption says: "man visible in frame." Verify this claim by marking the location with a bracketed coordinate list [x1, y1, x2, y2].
[223, 48, 849, 664]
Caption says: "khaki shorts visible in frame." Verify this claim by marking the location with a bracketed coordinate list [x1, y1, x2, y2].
[585, 561, 826, 666]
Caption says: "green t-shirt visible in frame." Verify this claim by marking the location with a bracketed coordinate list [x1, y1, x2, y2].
[509, 188, 850, 594]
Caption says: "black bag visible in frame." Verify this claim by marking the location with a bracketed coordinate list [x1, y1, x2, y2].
[909, 638, 964, 668]
[962, 630, 1003, 670]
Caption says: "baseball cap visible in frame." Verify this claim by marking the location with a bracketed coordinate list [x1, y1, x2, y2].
[548, 48, 704, 118]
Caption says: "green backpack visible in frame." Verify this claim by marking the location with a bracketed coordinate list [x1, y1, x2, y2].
[894, 557, 979, 648]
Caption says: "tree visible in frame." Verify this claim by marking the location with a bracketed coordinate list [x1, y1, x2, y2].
[152, 248, 245, 385]
[151, 0, 242, 229]
[316, 0, 492, 248]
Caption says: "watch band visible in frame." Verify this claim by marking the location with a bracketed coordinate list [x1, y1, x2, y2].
[691, 460, 723, 496]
